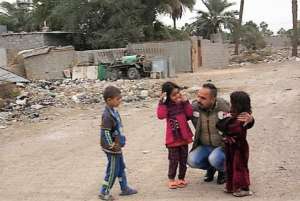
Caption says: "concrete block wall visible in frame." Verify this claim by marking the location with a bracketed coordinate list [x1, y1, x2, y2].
[74, 48, 127, 65]
[72, 66, 98, 80]
[201, 39, 229, 68]
[0, 32, 73, 51]
[0, 25, 7, 33]
[129, 41, 192, 73]
[0, 33, 45, 50]
[265, 35, 291, 48]
[0, 48, 7, 67]
[24, 48, 75, 80]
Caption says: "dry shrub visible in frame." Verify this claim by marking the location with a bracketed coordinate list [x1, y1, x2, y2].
[0, 82, 20, 99]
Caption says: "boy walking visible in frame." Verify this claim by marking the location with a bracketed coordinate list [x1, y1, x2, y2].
[99, 86, 137, 201]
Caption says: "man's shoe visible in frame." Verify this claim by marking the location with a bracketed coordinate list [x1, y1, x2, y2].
[204, 167, 216, 182]
[217, 171, 226, 184]
[120, 187, 138, 196]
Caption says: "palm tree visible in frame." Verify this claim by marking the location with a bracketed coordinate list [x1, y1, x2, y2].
[162, 0, 195, 29]
[0, 1, 32, 32]
[234, 0, 244, 55]
[292, 0, 298, 57]
[189, 0, 236, 39]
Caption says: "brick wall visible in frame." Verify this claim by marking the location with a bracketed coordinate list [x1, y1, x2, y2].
[0, 32, 73, 51]
[201, 39, 229, 68]
[265, 35, 291, 48]
[0, 33, 45, 50]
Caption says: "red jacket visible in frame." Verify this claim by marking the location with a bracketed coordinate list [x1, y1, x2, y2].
[157, 101, 193, 147]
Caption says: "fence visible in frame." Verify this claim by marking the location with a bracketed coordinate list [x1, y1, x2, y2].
[128, 41, 192, 73]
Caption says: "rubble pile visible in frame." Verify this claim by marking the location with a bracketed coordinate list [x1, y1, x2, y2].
[230, 48, 297, 66]
[0, 79, 165, 127]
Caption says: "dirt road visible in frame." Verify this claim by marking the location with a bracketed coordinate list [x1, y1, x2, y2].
[1, 62, 300, 201]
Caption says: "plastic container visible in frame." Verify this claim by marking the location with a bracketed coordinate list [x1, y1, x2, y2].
[150, 57, 169, 78]
[98, 64, 107, 81]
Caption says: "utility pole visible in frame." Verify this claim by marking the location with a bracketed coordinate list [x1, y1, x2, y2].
[292, 0, 298, 57]
[234, 0, 244, 55]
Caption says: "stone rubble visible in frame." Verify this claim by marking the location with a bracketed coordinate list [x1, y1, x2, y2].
[1, 78, 186, 127]
[230, 48, 297, 66]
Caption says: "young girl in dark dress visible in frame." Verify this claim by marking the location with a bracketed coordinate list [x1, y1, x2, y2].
[216, 91, 255, 197]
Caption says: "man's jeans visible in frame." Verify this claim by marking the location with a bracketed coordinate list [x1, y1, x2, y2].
[187, 145, 225, 171]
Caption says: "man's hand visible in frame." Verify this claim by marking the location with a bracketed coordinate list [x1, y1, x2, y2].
[237, 112, 254, 126]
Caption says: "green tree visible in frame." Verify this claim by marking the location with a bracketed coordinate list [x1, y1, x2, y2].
[241, 21, 266, 50]
[0, 1, 32, 31]
[186, 0, 237, 39]
[160, 0, 195, 29]
[0, 0, 190, 49]
[30, 0, 61, 30]
[277, 28, 287, 36]
[259, 21, 273, 36]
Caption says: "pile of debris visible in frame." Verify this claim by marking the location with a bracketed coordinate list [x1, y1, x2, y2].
[230, 48, 298, 66]
[0, 79, 167, 128]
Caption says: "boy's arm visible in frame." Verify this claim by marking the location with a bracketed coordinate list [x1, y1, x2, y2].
[101, 115, 121, 152]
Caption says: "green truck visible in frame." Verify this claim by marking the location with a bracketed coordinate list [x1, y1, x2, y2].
[105, 55, 152, 81]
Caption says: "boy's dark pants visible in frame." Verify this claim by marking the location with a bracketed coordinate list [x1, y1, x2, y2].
[168, 145, 188, 180]
[100, 153, 128, 195]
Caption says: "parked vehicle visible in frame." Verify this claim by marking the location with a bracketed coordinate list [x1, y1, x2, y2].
[106, 55, 152, 81]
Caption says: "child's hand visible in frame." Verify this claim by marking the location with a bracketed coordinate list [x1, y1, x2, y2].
[111, 142, 121, 151]
[180, 91, 188, 102]
[237, 112, 253, 126]
[160, 92, 167, 103]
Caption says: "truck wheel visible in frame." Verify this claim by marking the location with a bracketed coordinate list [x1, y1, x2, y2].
[107, 69, 119, 81]
[127, 67, 141, 80]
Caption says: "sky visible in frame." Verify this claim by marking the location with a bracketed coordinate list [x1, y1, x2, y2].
[158, 0, 299, 32]
[1, 0, 299, 33]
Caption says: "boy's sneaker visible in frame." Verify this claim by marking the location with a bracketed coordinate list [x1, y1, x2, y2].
[119, 187, 138, 196]
[98, 194, 114, 201]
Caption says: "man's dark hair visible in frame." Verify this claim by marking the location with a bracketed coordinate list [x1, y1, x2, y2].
[230, 91, 252, 114]
[202, 83, 217, 98]
[103, 86, 121, 102]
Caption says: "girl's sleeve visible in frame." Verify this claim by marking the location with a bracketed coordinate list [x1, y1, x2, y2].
[183, 101, 193, 118]
[157, 102, 168, 119]
[227, 122, 244, 136]
[245, 118, 255, 129]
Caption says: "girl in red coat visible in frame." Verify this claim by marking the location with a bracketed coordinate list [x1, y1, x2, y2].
[157, 82, 193, 189]
[216, 91, 255, 197]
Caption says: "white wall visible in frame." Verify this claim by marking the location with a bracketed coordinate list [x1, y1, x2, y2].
[0, 48, 7, 67]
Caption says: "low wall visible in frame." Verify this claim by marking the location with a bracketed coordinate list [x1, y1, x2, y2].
[0, 32, 73, 51]
[74, 48, 127, 65]
[0, 48, 7, 67]
[201, 39, 229, 68]
[23, 47, 75, 80]
[265, 35, 291, 48]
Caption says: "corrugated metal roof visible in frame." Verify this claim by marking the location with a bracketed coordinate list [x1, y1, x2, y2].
[0, 31, 74, 36]
[0, 67, 30, 83]
[19, 46, 74, 59]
